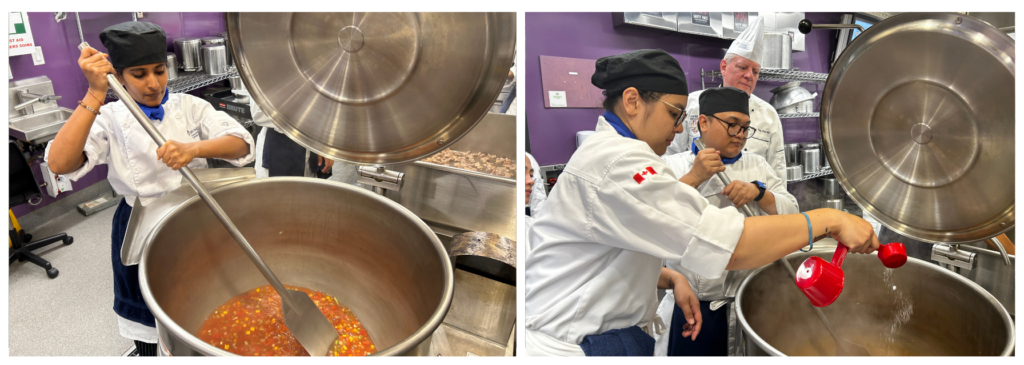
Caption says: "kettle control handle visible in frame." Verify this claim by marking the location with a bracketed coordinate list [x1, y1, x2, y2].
[799, 19, 865, 35]
[799, 19, 814, 34]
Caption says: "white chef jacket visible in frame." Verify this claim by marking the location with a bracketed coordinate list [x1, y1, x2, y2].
[44, 93, 254, 343]
[660, 150, 798, 301]
[44, 93, 255, 208]
[523, 116, 745, 354]
[523, 213, 535, 257]
[525, 152, 547, 215]
[652, 150, 798, 355]
[665, 90, 786, 183]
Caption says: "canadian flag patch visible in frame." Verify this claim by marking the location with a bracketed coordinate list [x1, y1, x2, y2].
[632, 166, 658, 184]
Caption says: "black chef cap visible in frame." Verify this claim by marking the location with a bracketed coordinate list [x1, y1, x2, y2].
[99, 22, 167, 69]
[699, 87, 749, 116]
[591, 49, 689, 96]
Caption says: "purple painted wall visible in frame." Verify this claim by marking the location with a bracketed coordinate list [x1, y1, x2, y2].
[10, 13, 228, 217]
[525, 12, 845, 166]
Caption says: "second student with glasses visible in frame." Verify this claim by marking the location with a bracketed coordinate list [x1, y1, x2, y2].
[656, 87, 799, 356]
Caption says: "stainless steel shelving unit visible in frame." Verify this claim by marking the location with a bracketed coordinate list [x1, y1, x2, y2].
[107, 69, 238, 100]
[778, 112, 820, 119]
[699, 68, 828, 120]
[788, 167, 833, 184]
[755, 69, 829, 83]
[700, 68, 829, 89]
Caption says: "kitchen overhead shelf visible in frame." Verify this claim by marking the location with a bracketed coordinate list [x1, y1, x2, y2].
[778, 112, 820, 119]
[788, 167, 833, 184]
[107, 69, 238, 100]
[755, 69, 829, 83]
[700, 68, 829, 88]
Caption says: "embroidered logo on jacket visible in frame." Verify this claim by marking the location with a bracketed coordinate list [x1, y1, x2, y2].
[633, 166, 658, 184]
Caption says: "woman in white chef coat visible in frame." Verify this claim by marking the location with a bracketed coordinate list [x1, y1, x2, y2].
[524, 155, 535, 252]
[45, 22, 254, 356]
[656, 87, 799, 356]
[524, 152, 547, 216]
[523, 49, 879, 356]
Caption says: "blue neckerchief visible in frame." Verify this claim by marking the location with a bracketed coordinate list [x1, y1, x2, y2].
[691, 137, 742, 164]
[135, 88, 169, 121]
[602, 111, 637, 140]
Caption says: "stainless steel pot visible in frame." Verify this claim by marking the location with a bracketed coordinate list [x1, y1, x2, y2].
[736, 249, 1015, 356]
[199, 36, 224, 46]
[768, 82, 814, 110]
[800, 149, 820, 175]
[138, 178, 454, 356]
[957, 245, 1015, 317]
[216, 31, 233, 67]
[822, 198, 844, 210]
[784, 143, 800, 166]
[199, 37, 226, 74]
[820, 13, 1015, 244]
[228, 76, 245, 93]
[786, 165, 803, 180]
[173, 37, 202, 72]
[166, 53, 178, 81]
[761, 32, 793, 70]
[200, 44, 227, 76]
[821, 177, 842, 197]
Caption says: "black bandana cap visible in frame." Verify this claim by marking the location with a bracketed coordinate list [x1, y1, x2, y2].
[699, 87, 749, 116]
[591, 49, 689, 96]
[99, 21, 168, 69]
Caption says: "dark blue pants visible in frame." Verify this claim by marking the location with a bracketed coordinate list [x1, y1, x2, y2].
[111, 199, 156, 327]
[580, 325, 655, 356]
[667, 300, 728, 356]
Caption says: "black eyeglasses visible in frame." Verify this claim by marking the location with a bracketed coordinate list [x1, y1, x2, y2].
[708, 114, 756, 137]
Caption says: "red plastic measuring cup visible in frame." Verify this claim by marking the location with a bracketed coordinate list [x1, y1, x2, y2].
[877, 242, 908, 268]
[795, 244, 849, 307]
[794, 242, 908, 307]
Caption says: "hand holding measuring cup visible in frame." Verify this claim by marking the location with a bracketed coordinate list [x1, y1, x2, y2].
[795, 241, 908, 307]
[831, 210, 881, 254]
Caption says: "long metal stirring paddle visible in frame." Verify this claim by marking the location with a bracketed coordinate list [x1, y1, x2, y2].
[80, 43, 338, 356]
[695, 138, 868, 356]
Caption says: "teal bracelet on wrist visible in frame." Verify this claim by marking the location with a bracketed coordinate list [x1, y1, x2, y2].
[800, 212, 813, 252]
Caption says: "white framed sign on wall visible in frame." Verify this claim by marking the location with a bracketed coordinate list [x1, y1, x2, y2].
[9, 12, 36, 56]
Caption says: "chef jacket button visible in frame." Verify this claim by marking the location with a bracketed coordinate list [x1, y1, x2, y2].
[222, 122, 229, 127]
[175, 112, 183, 119]
[133, 167, 140, 174]
[122, 123, 129, 129]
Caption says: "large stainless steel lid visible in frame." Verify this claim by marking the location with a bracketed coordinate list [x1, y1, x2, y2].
[821, 13, 1014, 244]
[226, 13, 515, 165]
